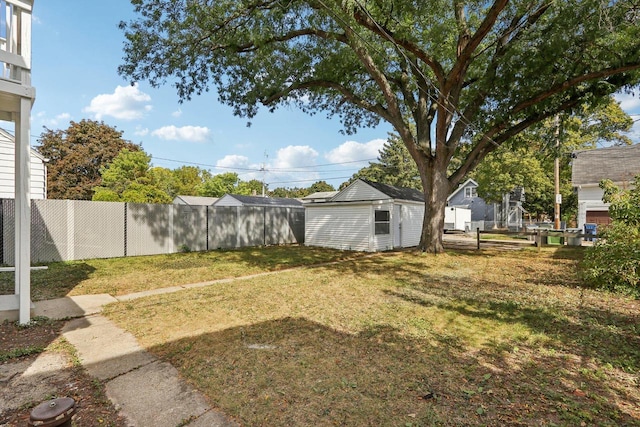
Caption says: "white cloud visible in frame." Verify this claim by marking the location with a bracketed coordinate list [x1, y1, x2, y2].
[172, 108, 183, 118]
[35, 112, 71, 127]
[216, 154, 250, 169]
[615, 92, 640, 112]
[324, 138, 386, 164]
[273, 145, 318, 169]
[134, 126, 149, 137]
[83, 84, 152, 120]
[151, 125, 211, 143]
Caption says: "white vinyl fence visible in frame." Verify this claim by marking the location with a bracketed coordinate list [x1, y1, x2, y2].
[0, 199, 305, 264]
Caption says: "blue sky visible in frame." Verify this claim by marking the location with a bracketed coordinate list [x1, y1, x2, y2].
[5, 0, 640, 190]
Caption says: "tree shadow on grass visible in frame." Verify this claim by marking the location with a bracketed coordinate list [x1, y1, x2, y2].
[147, 317, 639, 427]
[0, 262, 96, 301]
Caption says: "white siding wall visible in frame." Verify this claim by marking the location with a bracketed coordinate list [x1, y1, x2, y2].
[577, 185, 608, 229]
[400, 203, 424, 248]
[0, 140, 46, 199]
[305, 204, 373, 251]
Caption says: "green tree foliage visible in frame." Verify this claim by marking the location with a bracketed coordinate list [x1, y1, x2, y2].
[473, 98, 633, 220]
[307, 181, 336, 194]
[92, 149, 172, 203]
[581, 176, 640, 296]
[197, 172, 241, 197]
[172, 166, 212, 197]
[36, 120, 140, 200]
[345, 135, 420, 190]
[236, 179, 266, 196]
[119, 0, 640, 252]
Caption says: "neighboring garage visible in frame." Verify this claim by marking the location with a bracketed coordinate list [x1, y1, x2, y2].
[304, 179, 424, 252]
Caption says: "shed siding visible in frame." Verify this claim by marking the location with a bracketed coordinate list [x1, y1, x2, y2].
[333, 180, 388, 202]
[400, 203, 424, 247]
[305, 205, 372, 251]
[0, 141, 46, 199]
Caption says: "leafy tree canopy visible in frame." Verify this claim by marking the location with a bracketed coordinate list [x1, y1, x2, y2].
[36, 120, 140, 200]
[120, 0, 640, 252]
[472, 97, 633, 219]
[197, 172, 242, 197]
[92, 149, 173, 203]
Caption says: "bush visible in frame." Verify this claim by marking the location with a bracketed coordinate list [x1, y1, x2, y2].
[581, 176, 640, 296]
[581, 222, 640, 296]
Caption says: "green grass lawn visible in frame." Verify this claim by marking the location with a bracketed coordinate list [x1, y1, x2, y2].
[0, 245, 356, 300]
[91, 246, 639, 426]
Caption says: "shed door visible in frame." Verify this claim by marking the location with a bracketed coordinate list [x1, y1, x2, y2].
[393, 205, 402, 248]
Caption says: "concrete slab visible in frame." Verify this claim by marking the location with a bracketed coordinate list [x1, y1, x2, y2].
[62, 315, 155, 381]
[116, 286, 184, 301]
[0, 352, 72, 412]
[33, 294, 118, 320]
[187, 409, 239, 427]
[105, 360, 222, 427]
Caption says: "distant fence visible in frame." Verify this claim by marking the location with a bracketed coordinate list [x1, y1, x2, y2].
[475, 228, 596, 251]
[0, 199, 305, 264]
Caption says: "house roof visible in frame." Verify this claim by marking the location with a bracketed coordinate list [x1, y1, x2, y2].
[173, 195, 219, 206]
[447, 178, 478, 201]
[361, 180, 424, 202]
[222, 194, 303, 207]
[302, 191, 339, 202]
[572, 144, 640, 186]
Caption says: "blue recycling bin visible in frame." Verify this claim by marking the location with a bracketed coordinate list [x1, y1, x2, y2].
[584, 223, 597, 242]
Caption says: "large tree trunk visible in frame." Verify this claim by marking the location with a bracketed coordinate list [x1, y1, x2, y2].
[417, 162, 451, 253]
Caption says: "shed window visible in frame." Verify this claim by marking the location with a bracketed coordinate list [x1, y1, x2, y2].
[374, 210, 390, 235]
[464, 187, 477, 198]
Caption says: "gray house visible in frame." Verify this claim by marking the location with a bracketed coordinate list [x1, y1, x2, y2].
[447, 179, 498, 229]
[0, 128, 47, 199]
[447, 178, 525, 230]
[572, 143, 640, 229]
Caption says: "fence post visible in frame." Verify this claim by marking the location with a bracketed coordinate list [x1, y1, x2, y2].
[476, 227, 480, 250]
[123, 203, 127, 257]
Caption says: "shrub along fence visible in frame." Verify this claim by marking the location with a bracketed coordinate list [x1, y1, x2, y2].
[0, 199, 305, 264]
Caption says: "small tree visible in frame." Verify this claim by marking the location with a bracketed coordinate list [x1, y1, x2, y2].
[581, 176, 640, 296]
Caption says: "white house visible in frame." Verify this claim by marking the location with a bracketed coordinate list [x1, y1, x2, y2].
[304, 179, 424, 252]
[572, 143, 640, 229]
[0, 128, 47, 199]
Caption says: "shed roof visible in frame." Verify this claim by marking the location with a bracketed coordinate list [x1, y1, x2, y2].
[220, 194, 303, 207]
[173, 195, 219, 206]
[302, 191, 339, 202]
[363, 180, 424, 202]
[571, 144, 640, 186]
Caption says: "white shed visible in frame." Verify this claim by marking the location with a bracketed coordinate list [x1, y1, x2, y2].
[304, 179, 425, 252]
[0, 128, 47, 199]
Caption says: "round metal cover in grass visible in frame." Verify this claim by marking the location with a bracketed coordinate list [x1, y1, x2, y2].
[29, 397, 75, 427]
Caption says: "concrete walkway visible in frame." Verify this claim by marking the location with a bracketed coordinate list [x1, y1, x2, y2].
[31, 293, 238, 427]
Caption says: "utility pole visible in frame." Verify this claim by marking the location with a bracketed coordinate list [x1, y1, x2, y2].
[260, 151, 268, 197]
[554, 116, 562, 230]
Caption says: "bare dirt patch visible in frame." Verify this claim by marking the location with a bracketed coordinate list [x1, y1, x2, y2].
[0, 318, 126, 427]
